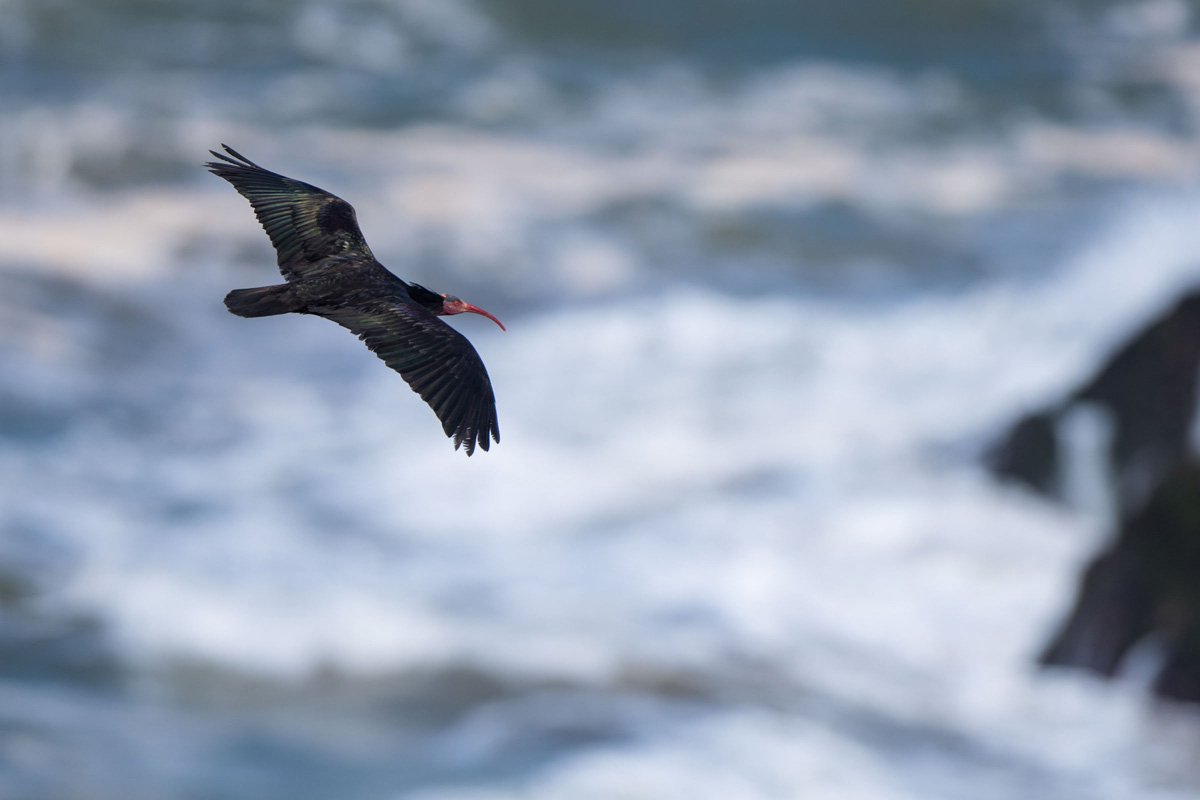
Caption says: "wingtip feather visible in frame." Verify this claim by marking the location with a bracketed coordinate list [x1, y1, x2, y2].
[205, 144, 269, 173]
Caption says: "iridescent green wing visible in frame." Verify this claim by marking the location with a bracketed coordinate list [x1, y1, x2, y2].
[207, 144, 374, 280]
[321, 298, 500, 455]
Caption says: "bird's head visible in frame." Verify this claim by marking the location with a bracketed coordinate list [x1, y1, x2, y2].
[441, 294, 506, 331]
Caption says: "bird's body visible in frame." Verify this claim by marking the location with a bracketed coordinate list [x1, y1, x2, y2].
[208, 145, 502, 455]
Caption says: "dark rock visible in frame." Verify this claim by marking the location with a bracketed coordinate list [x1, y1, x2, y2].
[1040, 463, 1200, 695]
[988, 288, 1200, 703]
[1155, 633, 1200, 703]
[1038, 550, 1150, 678]
[986, 410, 1060, 496]
[989, 290, 1200, 511]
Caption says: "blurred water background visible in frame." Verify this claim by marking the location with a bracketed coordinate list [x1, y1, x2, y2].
[3, 0, 1200, 797]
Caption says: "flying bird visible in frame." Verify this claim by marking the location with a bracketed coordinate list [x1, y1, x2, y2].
[208, 144, 503, 455]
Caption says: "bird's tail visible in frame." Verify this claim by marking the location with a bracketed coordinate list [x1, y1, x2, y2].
[224, 284, 303, 318]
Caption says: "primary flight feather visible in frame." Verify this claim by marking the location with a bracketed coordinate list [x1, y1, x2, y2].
[208, 144, 503, 455]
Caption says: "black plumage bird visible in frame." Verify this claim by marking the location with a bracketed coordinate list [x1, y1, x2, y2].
[208, 144, 503, 455]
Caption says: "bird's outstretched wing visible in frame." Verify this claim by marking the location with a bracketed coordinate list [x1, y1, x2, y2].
[321, 299, 500, 455]
[206, 144, 374, 280]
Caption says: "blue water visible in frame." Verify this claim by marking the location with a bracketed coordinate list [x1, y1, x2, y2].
[3, 1, 1200, 798]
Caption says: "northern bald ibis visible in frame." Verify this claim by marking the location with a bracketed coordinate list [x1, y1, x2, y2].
[209, 145, 503, 455]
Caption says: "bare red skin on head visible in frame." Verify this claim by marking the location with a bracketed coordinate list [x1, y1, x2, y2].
[441, 295, 505, 331]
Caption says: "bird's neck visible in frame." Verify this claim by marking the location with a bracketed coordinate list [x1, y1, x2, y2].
[405, 282, 445, 314]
